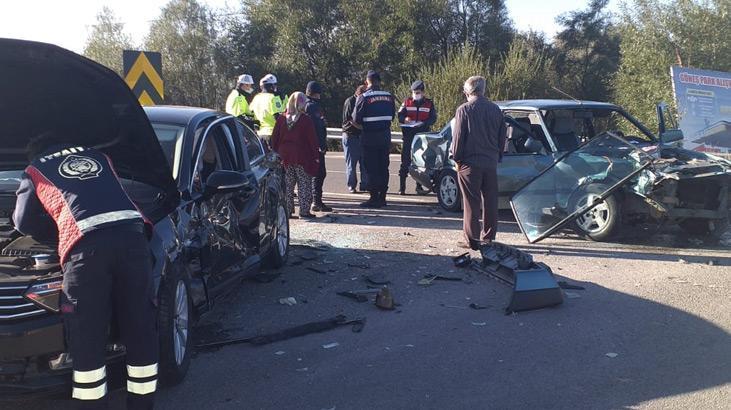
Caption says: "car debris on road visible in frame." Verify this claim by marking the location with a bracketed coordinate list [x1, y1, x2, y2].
[196, 315, 366, 349]
[471, 243, 564, 313]
[375, 287, 396, 310]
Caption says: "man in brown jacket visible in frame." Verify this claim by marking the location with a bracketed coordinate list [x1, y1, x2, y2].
[450, 76, 507, 250]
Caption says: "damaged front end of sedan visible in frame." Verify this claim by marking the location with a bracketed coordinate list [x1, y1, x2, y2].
[510, 132, 731, 243]
[630, 147, 731, 238]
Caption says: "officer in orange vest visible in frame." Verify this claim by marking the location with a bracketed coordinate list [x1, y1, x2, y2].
[397, 80, 437, 195]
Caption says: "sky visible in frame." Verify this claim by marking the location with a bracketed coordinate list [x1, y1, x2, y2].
[0, 0, 620, 53]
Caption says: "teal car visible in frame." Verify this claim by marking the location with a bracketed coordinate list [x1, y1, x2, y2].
[409, 100, 731, 242]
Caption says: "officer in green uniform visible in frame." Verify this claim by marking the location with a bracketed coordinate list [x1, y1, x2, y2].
[250, 74, 287, 140]
[225, 74, 255, 117]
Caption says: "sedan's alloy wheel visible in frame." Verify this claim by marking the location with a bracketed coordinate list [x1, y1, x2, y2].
[440, 175, 458, 207]
[173, 280, 189, 366]
[575, 194, 610, 234]
[276, 205, 288, 257]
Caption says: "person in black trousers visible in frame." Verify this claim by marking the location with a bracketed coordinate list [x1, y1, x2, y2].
[13, 134, 158, 409]
[305, 81, 332, 212]
[397, 80, 437, 195]
[351, 70, 396, 208]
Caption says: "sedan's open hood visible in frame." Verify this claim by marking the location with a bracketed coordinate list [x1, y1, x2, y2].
[0, 39, 177, 203]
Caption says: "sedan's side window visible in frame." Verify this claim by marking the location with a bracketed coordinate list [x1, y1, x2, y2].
[236, 120, 265, 165]
[192, 124, 237, 193]
[505, 110, 551, 152]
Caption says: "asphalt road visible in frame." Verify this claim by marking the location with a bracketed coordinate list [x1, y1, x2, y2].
[13, 153, 731, 409]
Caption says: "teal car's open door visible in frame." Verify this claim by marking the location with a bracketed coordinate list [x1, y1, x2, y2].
[510, 133, 653, 243]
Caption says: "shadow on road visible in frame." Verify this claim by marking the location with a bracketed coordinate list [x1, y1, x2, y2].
[310, 196, 523, 234]
[16, 242, 731, 409]
[317, 195, 730, 252]
[155, 244, 730, 410]
[518, 243, 731, 265]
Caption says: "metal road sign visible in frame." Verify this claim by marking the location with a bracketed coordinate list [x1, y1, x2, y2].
[123, 50, 163, 106]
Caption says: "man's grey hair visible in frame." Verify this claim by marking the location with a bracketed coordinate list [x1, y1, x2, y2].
[463, 76, 486, 96]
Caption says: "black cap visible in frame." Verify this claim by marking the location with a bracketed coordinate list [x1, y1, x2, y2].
[366, 70, 381, 81]
[411, 80, 425, 91]
[306, 81, 323, 95]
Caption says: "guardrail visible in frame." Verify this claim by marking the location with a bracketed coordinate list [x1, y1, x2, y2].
[326, 127, 403, 145]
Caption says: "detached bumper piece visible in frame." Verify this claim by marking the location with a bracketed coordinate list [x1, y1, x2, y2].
[478, 243, 563, 314]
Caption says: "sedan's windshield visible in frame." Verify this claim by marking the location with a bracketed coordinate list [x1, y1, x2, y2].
[544, 108, 656, 150]
[151, 123, 185, 179]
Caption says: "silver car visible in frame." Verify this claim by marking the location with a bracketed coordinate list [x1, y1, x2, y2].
[409, 99, 731, 242]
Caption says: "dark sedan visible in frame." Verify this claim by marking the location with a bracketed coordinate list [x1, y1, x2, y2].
[0, 39, 289, 397]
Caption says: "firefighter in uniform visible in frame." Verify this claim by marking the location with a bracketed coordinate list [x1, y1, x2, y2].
[225, 74, 256, 117]
[397, 80, 437, 195]
[352, 70, 396, 208]
[13, 134, 158, 409]
[250, 74, 287, 140]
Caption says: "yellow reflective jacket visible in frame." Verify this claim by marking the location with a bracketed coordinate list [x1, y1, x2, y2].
[225, 89, 252, 117]
[250, 92, 286, 135]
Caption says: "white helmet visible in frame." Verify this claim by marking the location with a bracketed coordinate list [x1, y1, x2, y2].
[237, 74, 254, 85]
[260, 74, 278, 85]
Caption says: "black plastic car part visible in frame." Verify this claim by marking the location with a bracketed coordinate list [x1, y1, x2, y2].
[476, 243, 564, 313]
[506, 267, 564, 313]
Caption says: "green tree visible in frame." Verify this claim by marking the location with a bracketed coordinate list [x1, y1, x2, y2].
[82, 7, 134, 75]
[553, 0, 620, 101]
[145, 0, 226, 108]
[450, 0, 514, 64]
[615, 0, 731, 130]
[488, 34, 554, 101]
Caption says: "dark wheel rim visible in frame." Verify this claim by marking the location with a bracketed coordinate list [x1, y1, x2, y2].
[173, 280, 189, 365]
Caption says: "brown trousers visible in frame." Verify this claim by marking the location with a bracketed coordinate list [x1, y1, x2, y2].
[457, 163, 499, 246]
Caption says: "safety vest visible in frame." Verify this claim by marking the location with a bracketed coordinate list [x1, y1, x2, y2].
[225, 89, 252, 117]
[401, 97, 433, 123]
[25, 146, 148, 264]
[250, 92, 286, 135]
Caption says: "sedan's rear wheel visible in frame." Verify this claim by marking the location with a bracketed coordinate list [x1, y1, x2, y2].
[437, 169, 461, 212]
[264, 204, 289, 268]
[158, 266, 192, 386]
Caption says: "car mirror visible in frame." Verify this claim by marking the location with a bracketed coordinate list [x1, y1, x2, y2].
[204, 170, 252, 197]
[524, 137, 543, 154]
[660, 129, 684, 145]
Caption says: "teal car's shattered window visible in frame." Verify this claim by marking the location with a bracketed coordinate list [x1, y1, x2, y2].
[510, 133, 652, 243]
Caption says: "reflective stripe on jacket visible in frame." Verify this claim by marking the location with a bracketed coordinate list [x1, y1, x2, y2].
[13, 146, 148, 264]
[398, 97, 437, 132]
[353, 88, 396, 133]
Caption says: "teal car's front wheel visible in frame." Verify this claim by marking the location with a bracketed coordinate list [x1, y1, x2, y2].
[570, 184, 622, 241]
[437, 169, 462, 212]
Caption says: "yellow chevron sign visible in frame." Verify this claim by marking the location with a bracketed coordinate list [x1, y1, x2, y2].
[123, 50, 163, 106]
